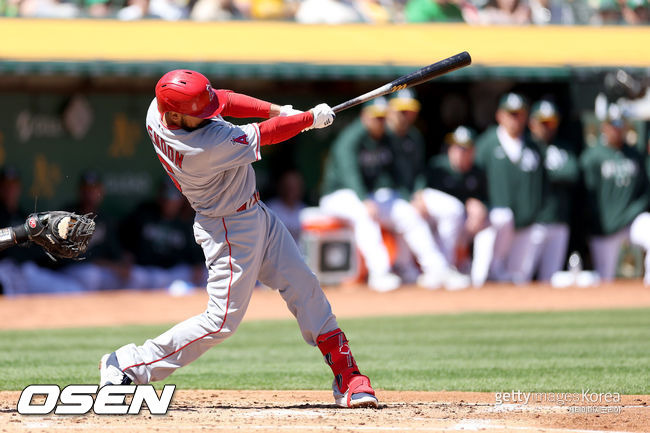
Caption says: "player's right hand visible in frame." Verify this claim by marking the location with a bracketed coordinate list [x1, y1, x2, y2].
[308, 104, 335, 130]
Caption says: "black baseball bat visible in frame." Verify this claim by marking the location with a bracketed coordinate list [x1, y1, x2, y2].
[332, 51, 472, 114]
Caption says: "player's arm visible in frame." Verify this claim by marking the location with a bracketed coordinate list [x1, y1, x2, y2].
[0, 223, 29, 252]
[207, 104, 334, 171]
[329, 127, 367, 198]
[579, 150, 598, 191]
[546, 143, 580, 184]
[257, 104, 334, 146]
[220, 91, 301, 119]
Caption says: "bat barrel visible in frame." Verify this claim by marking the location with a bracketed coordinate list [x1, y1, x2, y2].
[332, 52, 471, 114]
[390, 51, 471, 90]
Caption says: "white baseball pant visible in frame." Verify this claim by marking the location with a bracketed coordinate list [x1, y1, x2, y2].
[506, 223, 570, 284]
[589, 212, 650, 284]
[471, 207, 515, 287]
[419, 188, 466, 264]
[319, 188, 449, 278]
[419, 190, 520, 287]
[114, 201, 338, 384]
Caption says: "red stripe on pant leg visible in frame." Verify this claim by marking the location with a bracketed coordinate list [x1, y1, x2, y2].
[121, 217, 234, 374]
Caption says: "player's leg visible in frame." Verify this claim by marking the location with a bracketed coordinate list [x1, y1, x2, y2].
[419, 188, 466, 264]
[257, 203, 378, 408]
[376, 190, 469, 290]
[506, 224, 546, 284]
[536, 223, 570, 282]
[588, 229, 628, 281]
[102, 210, 265, 385]
[471, 207, 515, 286]
[319, 188, 399, 292]
[629, 212, 650, 285]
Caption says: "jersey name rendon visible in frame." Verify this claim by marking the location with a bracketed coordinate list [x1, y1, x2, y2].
[148, 126, 184, 170]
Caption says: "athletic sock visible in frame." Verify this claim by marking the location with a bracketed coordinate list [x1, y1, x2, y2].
[316, 328, 361, 393]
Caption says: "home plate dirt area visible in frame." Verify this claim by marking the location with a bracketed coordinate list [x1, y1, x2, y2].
[1, 390, 648, 433]
[1, 282, 649, 432]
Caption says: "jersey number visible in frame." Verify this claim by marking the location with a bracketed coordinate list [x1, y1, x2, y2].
[157, 154, 182, 192]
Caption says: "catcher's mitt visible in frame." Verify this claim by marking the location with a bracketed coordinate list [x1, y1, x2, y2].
[25, 211, 96, 261]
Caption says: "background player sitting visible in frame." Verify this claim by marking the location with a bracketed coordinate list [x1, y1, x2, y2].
[319, 98, 470, 291]
[119, 180, 206, 291]
[413, 126, 490, 285]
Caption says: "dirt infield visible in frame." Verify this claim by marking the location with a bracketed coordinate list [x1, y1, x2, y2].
[2, 390, 648, 433]
[2, 281, 650, 330]
[1, 282, 649, 432]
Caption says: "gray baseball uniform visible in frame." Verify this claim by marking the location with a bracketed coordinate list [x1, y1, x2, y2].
[113, 100, 338, 383]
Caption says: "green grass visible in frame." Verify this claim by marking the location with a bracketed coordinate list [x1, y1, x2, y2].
[1, 309, 649, 394]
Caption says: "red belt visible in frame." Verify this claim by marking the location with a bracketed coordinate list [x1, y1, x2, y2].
[236, 191, 260, 212]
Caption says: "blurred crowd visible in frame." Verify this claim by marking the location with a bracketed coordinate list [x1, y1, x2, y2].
[2, 85, 650, 295]
[0, 0, 648, 25]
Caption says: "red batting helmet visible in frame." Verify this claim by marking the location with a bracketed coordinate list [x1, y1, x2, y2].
[155, 69, 227, 119]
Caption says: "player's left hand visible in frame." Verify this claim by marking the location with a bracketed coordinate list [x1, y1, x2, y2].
[25, 211, 96, 261]
[279, 105, 303, 117]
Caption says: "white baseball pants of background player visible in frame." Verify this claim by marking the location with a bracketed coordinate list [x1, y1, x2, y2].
[506, 223, 570, 284]
[114, 201, 338, 384]
[471, 207, 515, 287]
[589, 212, 650, 284]
[319, 189, 392, 280]
[419, 189, 512, 288]
[319, 188, 453, 289]
[418, 188, 467, 264]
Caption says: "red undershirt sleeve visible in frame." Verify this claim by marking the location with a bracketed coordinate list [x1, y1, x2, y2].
[258, 112, 314, 146]
[221, 92, 272, 118]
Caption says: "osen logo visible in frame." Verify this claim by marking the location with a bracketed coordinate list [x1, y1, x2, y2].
[17, 384, 176, 415]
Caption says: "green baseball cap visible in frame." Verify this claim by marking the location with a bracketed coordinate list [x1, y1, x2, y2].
[530, 100, 559, 121]
[596, 0, 620, 10]
[445, 126, 476, 148]
[627, 0, 648, 8]
[362, 97, 388, 117]
[498, 92, 529, 112]
[389, 88, 421, 112]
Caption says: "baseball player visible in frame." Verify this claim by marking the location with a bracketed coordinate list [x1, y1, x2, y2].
[474, 92, 543, 284]
[62, 172, 128, 292]
[580, 104, 650, 284]
[386, 88, 426, 196]
[319, 98, 469, 291]
[525, 99, 579, 281]
[99, 69, 378, 408]
[413, 126, 492, 285]
[119, 180, 206, 290]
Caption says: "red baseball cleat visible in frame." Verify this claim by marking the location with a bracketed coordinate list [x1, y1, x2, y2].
[332, 374, 378, 408]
